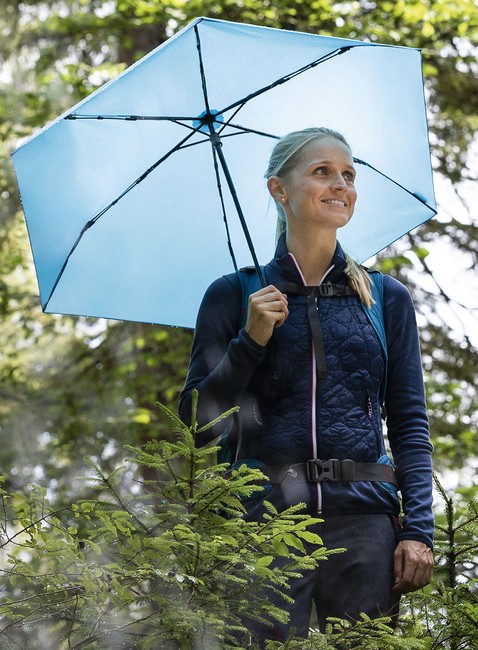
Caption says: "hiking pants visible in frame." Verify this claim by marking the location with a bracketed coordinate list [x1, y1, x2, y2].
[243, 513, 400, 647]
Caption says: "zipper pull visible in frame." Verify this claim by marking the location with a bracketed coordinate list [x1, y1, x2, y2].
[366, 395, 373, 419]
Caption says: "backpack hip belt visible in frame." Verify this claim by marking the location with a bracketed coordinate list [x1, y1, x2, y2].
[252, 458, 397, 486]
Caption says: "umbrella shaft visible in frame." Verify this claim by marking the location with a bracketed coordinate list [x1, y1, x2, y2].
[210, 132, 266, 287]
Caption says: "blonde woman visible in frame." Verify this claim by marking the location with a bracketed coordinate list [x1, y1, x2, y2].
[179, 127, 434, 645]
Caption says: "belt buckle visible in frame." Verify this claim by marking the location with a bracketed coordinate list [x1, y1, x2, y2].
[306, 458, 341, 482]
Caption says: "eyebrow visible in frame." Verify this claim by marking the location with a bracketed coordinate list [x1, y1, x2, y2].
[308, 160, 356, 171]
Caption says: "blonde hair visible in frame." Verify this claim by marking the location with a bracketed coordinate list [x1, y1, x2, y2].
[265, 127, 373, 307]
[344, 256, 374, 308]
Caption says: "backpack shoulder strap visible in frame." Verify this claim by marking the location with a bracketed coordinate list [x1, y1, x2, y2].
[237, 266, 264, 328]
[217, 267, 264, 465]
[361, 270, 388, 405]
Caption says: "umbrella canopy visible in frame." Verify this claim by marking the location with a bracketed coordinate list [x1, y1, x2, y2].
[12, 17, 436, 328]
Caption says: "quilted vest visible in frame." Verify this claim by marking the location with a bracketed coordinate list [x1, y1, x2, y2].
[236, 245, 386, 467]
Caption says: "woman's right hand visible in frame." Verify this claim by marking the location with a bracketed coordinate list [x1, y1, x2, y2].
[245, 285, 288, 346]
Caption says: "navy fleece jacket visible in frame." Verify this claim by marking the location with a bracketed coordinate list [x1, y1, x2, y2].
[179, 239, 434, 549]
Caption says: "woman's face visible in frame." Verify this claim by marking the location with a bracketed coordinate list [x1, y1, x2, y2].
[277, 136, 357, 233]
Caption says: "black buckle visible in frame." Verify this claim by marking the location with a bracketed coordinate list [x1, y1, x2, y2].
[306, 459, 341, 482]
[317, 283, 347, 297]
[318, 283, 334, 297]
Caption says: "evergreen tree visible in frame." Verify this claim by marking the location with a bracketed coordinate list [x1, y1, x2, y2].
[0, 397, 332, 648]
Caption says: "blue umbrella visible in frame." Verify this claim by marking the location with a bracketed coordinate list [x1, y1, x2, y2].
[12, 17, 436, 328]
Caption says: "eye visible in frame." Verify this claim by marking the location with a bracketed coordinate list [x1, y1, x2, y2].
[313, 166, 328, 175]
[344, 170, 356, 183]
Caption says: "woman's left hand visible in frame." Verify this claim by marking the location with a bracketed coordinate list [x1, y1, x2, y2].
[393, 540, 434, 593]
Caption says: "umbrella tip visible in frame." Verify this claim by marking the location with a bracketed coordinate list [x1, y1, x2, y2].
[411, 192, 434, 210]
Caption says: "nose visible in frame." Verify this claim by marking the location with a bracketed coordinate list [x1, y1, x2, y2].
[330, 173, 347, 190]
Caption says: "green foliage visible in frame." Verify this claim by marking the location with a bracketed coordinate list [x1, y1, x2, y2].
[402, 476, 478, 650]
[273, 616, 430, 649]
[0, 0, 475, 496]
[0, 397, 333, 648]
[1, 407, 477, 649]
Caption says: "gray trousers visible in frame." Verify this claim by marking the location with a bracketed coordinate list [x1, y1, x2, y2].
[244, 513, 400, 647]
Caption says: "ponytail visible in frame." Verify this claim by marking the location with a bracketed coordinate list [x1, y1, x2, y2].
[344, 255, 374, 307]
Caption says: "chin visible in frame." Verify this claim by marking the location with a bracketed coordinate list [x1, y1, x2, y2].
[331, 215, 352, 229]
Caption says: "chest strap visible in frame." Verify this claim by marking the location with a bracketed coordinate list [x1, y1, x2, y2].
[254, 458, 397, 486]
[276, 282, 356, 380]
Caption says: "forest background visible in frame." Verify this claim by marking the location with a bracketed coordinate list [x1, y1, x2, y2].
[0, 0, 477, 648]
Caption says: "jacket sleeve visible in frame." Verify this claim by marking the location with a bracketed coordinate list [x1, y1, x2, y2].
[383, 275, 434, 550]
[178, 274, 267, 446]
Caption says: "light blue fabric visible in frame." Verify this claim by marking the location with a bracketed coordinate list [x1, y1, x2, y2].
[365, 271, 388, 403]
[12, 17, 436, 327]
[377, 454, 398, 495]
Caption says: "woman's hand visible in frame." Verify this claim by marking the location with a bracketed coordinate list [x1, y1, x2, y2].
[393, 540, 434, 593]
[245, 285, 288, 346]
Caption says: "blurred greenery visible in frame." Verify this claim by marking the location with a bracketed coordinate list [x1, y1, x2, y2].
[0, 399, 335, 647]
[1, 0, 476, 491]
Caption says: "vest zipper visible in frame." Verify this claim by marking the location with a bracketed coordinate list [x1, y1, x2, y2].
[313, 265, 336, 514]
[288, 254, 335, 516]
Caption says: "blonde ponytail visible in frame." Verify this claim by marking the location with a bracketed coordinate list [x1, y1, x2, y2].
[344, 255, 374, 308]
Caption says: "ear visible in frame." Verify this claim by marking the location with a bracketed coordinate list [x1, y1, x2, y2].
[267, 176, 287, 204]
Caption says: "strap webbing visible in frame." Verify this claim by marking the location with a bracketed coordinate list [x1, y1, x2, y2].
[276, 282, 356, 380]
[251, 458, 397, 486]
[308, 288, 327, 378]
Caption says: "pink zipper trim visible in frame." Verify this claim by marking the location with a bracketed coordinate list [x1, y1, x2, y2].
[287, 254, 335, 513]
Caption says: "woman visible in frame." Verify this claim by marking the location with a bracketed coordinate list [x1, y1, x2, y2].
[179, 127, 434, 643]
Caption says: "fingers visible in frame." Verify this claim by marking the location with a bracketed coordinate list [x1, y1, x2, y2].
[248, 285, 288, 304]
[245, 285, 289, 346]
[249, 286, 288, 321]
[393, 540, 434, 594]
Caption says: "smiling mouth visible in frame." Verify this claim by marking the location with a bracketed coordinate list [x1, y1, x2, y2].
[323, 199, 347, 207]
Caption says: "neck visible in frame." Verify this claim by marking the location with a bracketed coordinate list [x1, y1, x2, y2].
[285, 229, 337, 285]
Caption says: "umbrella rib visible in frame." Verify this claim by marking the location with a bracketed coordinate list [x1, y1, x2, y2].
[43, 130, 197, 312]
[218, 122, 280, 141]
[217, 104, 246, 135]
[65, 114, 197, 121]
[220, 45, 355, 115]
[67, 113, 229, 146]
[68, 112, 278, 142]
[216, 107, 279, 142]
[353, 158, 438, 213]
[194, 24, 213, 119]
